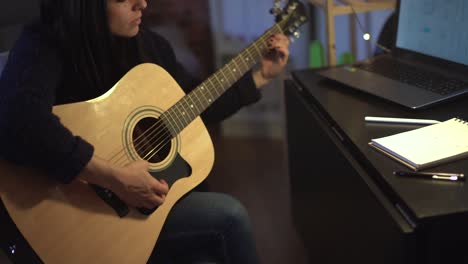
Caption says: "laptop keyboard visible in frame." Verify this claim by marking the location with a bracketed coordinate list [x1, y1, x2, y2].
[356, 58, 468, 95]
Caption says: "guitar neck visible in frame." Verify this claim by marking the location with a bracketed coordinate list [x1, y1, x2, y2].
[162, 24, 284, 136]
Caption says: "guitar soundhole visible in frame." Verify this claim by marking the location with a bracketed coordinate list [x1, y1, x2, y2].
[132, 117, 172, 163]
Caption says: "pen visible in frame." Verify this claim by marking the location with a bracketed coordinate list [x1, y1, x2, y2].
[394, 171, 465, 182]
[365, 116, 441, 125]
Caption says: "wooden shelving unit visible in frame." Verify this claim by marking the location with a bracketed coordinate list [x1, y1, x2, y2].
[309, 0, 395, 65]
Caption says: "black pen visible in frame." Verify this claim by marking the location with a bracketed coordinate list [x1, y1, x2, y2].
[394, 171, 465, 182]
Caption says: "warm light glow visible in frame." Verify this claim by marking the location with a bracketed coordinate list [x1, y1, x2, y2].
[363, 33, 371, 41]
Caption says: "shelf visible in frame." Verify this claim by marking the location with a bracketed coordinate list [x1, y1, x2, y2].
[309, 0, 396, 65]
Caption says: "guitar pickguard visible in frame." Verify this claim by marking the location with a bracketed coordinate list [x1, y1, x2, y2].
[93, 152, 192, 217]
[138, 153, 192, 215]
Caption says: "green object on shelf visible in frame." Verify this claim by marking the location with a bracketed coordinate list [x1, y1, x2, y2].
[338, 52, 356, 65]
[309, 40, 325, 68]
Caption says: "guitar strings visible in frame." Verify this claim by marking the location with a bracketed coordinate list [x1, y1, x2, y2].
[139, 27, 287, 164]
[110, 19, 288, 166]
[135, 23, 284, 163]
[107, 43, 258, 166]
[137, 57, 257, 162]
[109, 38, 263, 166]
[108, 17, 290, 167]
[109, 20, 287, 166]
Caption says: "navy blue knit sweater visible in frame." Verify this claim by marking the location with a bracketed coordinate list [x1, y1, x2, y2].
[0, 22, 261, 184]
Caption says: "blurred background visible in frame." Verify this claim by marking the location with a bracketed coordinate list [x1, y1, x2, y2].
[0, 0, 394, 139]
[0, 1, 395, 263]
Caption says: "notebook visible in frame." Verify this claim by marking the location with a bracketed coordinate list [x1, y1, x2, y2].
[369, 118, 468, 171]
[317, 0, 468, 110]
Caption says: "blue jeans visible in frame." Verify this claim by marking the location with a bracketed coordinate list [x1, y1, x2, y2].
[147, 192, 259, 264]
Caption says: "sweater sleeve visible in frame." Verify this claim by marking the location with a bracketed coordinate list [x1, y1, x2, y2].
[147, 31, 262, 125]
[0, 25, 94, 184]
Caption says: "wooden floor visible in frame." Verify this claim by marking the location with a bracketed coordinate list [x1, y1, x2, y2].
[208, 129, 309, 264]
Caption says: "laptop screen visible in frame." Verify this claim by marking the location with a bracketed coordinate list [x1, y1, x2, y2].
[396, 0, 468, 66]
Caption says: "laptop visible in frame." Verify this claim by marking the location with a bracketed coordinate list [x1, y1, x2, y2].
[317, 0, 468, 110]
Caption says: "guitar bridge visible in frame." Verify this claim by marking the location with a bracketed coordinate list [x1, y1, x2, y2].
[90, 184, 129, 218]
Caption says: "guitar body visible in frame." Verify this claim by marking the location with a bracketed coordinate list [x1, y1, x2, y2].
[0, 63, 214, 264]
[0, 1, 308, 262]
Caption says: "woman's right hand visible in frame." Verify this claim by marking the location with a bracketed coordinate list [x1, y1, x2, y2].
[79, 156, 169, 209]
[110, 160, 169, 209]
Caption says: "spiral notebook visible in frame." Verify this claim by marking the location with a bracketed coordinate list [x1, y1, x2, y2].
[369, 118, 468, 171]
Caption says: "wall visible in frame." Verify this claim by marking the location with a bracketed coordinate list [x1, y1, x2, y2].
[209, 0, 311, 138]
[314, 6, 394, 63]
[144, 0, 214, 79]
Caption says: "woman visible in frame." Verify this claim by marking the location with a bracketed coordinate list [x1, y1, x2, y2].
[0, 0, 290, 263]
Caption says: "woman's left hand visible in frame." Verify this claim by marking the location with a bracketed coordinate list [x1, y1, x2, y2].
[253, 33, 290, 88]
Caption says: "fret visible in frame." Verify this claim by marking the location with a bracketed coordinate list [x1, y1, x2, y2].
[242, 48, 254, 68]
[260, 40, 268, 52]
[215, 71, 228, 87]
[233, 55, 248, 75]
[192, 86, 210, 111]
[195, 86, 210, 113]
[181, 97, 197, 124]
[212, 73, 225, 96]
[164, 23, 280, 136]
[219, 67, 233, 89]
[224, 61, 239, 83]
[234, 61, 244, 77]
[186, 95, 202, 118]
[259, 33, 270, 50]
[162, 111, 181, 137]
[194, 87, 207, 112]
[199, 84, 214, 105]
[251, 45, 262, 62]
[207, 76, 221, 98]
[252, 42, 263, 57]
[238, 50, 250, 71]
[165, 98, 192, 135]
[274, 24, 284, 35]
[209, 74, 222, 96]
[176, 98, 191, 128]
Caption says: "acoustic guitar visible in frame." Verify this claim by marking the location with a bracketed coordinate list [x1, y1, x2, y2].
[0, 1, 307, 263]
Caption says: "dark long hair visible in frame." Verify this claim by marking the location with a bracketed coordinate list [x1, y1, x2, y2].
[40, 0, 145, 93]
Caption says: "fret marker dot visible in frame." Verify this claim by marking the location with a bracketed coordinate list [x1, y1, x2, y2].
[190, 105, 194, 108]
[208, 99, 212, 102]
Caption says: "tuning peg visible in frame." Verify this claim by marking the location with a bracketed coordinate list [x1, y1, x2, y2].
[293, 31, 301, 39]
[269, 6, 282, 15]
[274, 0, 287, 5]
[270, 0, 282, 15]
[288, 26, 296, 34]
[288, 2, 298, 12]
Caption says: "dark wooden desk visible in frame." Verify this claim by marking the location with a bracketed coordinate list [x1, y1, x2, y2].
[284, 69, 468, 264]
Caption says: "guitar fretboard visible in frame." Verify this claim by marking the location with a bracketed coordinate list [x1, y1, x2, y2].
[161, 24, 284, 136]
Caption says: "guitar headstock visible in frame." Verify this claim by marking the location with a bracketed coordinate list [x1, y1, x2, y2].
[271, 0, 309, 40]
